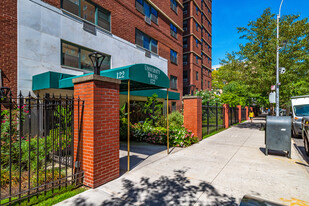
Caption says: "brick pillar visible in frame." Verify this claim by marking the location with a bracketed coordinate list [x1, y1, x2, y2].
[73, 75, 121, 188]
[223, 104, 229, 128]
[245, 106, 249, 120]
[237, 105, 242, 123]
[183, 96, 202, 140]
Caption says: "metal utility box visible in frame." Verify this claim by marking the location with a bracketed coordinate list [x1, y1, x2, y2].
[265, 116, 291, 158]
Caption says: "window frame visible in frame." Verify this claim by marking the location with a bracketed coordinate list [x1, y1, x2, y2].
[170, 49, 178, 64]
[61, 0, 111, 32]
[135, 29, 158, 54]
[170, 0, 178, 13]
[195, 55, 199, 64]
[61, 40, 111, 72]
[170, 75, 178, 90]
[135, 0, 158, 24]
[196, 71, 199, 80]
[170, 23, 177, 39]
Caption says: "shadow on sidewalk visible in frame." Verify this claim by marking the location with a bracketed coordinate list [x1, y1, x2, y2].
[119, 141, 167, 176]
[72, 169, 237, 206]
[235, 122, 264, 130]
[259, 147, 288, 157]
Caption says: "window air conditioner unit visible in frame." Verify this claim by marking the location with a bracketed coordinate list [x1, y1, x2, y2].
[145, 16, 151, 25]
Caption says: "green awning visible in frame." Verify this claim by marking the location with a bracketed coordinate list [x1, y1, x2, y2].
[32, 71, 75, 91]
[59, 64, 170, 91]
[120, 89, 180, 100]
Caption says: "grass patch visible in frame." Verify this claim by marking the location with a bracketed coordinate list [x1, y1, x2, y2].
[36, 186, 86, 206]
[0, 185, 87, 206]
[203, 128, 226, 139]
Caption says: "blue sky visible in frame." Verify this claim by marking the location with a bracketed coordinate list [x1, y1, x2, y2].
[212, 0, 309, 67]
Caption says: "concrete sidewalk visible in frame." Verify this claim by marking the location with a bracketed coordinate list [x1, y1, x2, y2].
[57, 118, 309, 206]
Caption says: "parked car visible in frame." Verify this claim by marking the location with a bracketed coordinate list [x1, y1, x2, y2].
[302, 117, 309, 156]
[291, 95, 309, 137]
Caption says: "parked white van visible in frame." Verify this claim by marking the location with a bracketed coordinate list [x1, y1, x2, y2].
[291, 95, 309, 137]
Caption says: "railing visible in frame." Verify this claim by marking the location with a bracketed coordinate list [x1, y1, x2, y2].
[228, 107, 238, 126]
[202, 103, 224, 136]
[0, 93, 84, 205]
[241, 107, 247, 121]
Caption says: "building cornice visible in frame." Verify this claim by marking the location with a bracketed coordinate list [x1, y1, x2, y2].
[184, 51, 202, 58]
[202, 50, 211, 59]
[176, 0, 184, 8]
[184, 16, 202, 27]
[183, 33, 202, 43]
[147, 0, 184, 32]
[202, 64, 211, 70]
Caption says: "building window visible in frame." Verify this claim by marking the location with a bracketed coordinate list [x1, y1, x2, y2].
[196, 5, 199, 15]
[61, 0, 111, 31]
[208, 69, 210, 76]
[183, 70, 188, 82]
[196, 22, 199, 31]
[61, 41, 111, 71]
[135, 0, 158, 24]
[196, 71, 199, 80]
[208, 81, 210, 88]
[183, 54, 188, 65]
[170, 49, 178, 64]
[196, 39, 199, 47]
[170, 24, 177, 39]
[183, 3, 188, 14]
[208, 57, 210, 63]
[172, 102, 176, 111]
[170, 0, 177, 13]
[170, 75, 177, 89]
[183, 37, 188, 48]
[135, 29, 158, 53]
[195, 55, 199, 64]
[183, 20, 188, 31]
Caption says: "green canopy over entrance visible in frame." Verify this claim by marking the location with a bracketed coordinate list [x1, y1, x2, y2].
[58, 64, 170, 92]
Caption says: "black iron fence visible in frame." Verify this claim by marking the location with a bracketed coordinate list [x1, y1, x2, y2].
[0, 93, 84, 205]
[202, 103, 224, 136]
[241, 107, 247, 121]
[228, 107, 238, 126]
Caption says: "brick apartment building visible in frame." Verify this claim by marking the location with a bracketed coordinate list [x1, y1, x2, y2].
[183, 0, 212, 95]
[0, 0, 184, 110]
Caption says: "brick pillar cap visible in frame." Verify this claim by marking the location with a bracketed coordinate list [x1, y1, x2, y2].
[183, 96, 202, 100]
[72, 74, 121, 85]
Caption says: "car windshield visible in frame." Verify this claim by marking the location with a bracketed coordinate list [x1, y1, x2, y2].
[294, 105, 309, 117]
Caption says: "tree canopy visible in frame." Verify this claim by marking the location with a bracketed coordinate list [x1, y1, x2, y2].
[214, 8, 309, 107]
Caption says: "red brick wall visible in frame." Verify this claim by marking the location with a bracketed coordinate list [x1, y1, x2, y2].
[223, 104, 229, 128]
[0, 0, 17, 96]
[42, 0, 60, 8]
[183, 0, 211, 94]
[183, 96, 202, 140]
[74, 78, 120, 188]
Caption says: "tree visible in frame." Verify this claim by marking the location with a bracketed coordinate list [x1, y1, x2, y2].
[215, 8, 309, 107]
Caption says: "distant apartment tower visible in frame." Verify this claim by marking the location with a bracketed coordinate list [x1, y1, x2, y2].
[0, 0, 184, 110]
[183, 0, 212, 95]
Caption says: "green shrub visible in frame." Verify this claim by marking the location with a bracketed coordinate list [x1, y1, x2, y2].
[168, 111, 183, 128]
[130, 122, 198, 147]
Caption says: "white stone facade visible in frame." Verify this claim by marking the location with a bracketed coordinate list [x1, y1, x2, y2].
[17, 0, 168, 95]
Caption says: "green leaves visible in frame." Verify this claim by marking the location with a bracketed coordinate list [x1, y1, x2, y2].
[214, 8, 309, 107]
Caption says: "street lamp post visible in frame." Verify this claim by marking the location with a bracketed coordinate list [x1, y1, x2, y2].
[276, 0, 284, 116]
[88, 52, 106, 75]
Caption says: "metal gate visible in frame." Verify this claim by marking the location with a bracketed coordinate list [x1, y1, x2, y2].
[241, 107, 247, 121]
[0, 93, 84, 205]
[202, 103, 224, 136]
